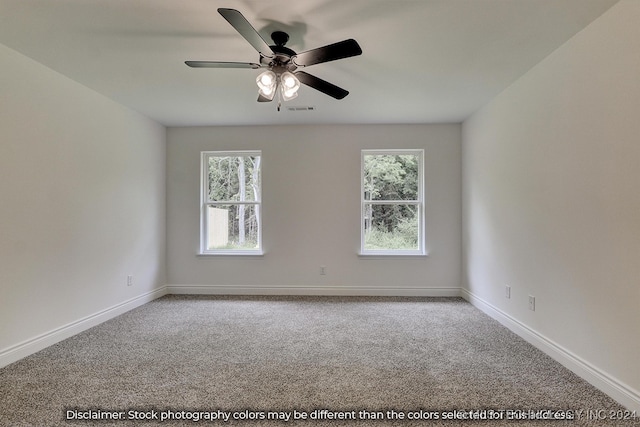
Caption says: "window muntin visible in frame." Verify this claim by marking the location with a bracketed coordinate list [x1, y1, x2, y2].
[201, 151, 262, 255]
[361, 150, 425, 255]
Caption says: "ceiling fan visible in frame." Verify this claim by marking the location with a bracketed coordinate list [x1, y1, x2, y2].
[185, 8, 362, 108]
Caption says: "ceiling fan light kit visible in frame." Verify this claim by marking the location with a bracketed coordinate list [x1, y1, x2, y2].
[280, 72, 300, 101]
[256, 70, 276, 100]
[186, 8, 362, 111]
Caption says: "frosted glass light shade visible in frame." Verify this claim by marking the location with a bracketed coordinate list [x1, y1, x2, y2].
[280, 71, 300, 101]
[256, 70, 276, 100]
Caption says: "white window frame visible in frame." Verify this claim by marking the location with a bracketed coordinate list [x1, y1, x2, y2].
[200, 150, 262, 256]
[360, 149, 426, 256]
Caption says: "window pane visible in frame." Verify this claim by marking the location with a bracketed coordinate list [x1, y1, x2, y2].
[206, 204, 260, 250]
[363, 154, 418, 201]
[207, 155, 261, 202]
[363, 204, 418, 250]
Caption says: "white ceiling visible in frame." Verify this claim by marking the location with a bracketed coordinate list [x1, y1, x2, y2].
[0, 0, 618, 127]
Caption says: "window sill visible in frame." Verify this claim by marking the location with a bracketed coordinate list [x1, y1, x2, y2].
[358, 252, 428, 259]
[198, 251, 264, 257]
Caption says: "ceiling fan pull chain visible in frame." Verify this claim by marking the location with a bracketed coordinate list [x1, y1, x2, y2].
[276, 85, 283, 112]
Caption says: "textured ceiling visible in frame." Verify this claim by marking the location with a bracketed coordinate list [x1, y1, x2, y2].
[0, 0, 618, 126]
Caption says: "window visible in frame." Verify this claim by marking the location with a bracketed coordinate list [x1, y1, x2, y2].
[361, 149, 425, 255]
[201, 151, 262, 255]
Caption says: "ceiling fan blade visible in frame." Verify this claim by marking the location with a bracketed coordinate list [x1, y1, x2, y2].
[217, 8, 274, 57]
[257, 94, 273, 102]
[185, 61, 262, 69]
[292, 39, 362, 67]
[295, 71, 349, 100]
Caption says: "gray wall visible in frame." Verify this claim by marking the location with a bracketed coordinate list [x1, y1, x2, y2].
[0, 43, 166, 365]
[462, 0, 640, 410]
[167, 124, 462, 295]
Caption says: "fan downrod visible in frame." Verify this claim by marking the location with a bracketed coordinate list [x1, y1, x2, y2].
[271, 31, 289, 47]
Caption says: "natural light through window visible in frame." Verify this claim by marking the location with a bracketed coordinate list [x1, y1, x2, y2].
[200, 151, 262, 255]
[361, 149, 425, 256]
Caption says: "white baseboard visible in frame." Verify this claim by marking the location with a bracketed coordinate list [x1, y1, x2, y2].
[0, 286, 168, 369]
[461, 288, 640, 413]
[167, 284, 462, 297]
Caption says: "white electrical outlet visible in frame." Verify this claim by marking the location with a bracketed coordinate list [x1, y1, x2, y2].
[320, 266, 326, 275]
[505, 286, 511, 299]
[127, 275, 133, 286]
[528, 295, 535, 311]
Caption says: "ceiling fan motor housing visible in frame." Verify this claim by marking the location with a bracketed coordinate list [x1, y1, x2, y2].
[260, 31, 297, 74]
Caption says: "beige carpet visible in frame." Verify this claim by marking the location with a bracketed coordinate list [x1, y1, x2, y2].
[1, 295, 637, 426]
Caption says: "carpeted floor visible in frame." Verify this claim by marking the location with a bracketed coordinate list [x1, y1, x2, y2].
[0, 295, 637, 426]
